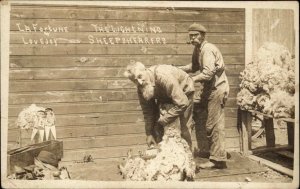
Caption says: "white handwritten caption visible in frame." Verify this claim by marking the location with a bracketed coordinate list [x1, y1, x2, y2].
[17, 23, 168, 46]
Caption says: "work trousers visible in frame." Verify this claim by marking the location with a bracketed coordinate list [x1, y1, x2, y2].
[153, 92, 194, 148]
[194, 83, 228, 162]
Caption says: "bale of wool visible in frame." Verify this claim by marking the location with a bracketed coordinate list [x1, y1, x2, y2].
[119, 104, 196, 181]
[237, 88, 257, 111]
[254, 42, 293, 67]
[255, 93, 271, 114]
[237, 42, 295, 118]
[239, 62, 260, 93]
[268, 90, 295, 118]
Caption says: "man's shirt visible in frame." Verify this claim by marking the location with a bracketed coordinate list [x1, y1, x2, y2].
[137, 65, 194, 135]
[181, 40, 229, 102]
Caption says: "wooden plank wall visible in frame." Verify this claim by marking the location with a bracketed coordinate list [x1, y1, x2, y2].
[8, 5, 245, 162]
[252, 9, 295, 56]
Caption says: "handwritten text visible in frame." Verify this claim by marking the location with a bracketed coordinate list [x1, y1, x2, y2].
[88, 35, 166, 45]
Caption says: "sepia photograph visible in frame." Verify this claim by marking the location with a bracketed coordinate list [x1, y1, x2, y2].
[1, 1, 299, 188]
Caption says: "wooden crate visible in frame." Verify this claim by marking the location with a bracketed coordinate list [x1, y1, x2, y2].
[7, 140, 63, 176]
[238, 108, 294, 155]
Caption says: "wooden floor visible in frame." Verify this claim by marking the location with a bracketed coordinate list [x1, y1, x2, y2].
[194, 152, 267, 181]
[61, 152, 268, 181]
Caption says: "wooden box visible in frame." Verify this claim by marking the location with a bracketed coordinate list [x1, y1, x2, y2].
[7, 140, 63, 176]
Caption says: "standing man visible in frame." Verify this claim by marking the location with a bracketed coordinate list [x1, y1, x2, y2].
[124, 62, 195, 148]
[180, 23, 230, 169]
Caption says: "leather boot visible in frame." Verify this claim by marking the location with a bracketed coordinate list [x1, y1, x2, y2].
[198, 160, 227, 169]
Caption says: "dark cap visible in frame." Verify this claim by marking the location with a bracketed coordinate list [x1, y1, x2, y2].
[188, 23, 207, 34]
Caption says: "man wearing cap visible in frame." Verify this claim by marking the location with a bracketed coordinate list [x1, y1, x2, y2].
[124, 62, 195, 149]
[179, 23, 230, 169]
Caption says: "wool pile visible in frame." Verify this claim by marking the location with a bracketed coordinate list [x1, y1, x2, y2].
[237, 42, 295, 118]
[119, 105, 196, 181]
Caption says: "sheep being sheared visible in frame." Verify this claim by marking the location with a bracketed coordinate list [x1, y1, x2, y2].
[119, 104, 196, 181]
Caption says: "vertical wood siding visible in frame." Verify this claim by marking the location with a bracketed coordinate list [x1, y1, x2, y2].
[252, 9, 295, 56]
[8, 5, 245, 161]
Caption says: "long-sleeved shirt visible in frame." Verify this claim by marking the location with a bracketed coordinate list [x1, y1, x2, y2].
[181, 41, 229, 102]
[138, 65, 194, 136]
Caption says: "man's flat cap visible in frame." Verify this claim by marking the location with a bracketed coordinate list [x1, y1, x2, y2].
[188, 23, 207, 33]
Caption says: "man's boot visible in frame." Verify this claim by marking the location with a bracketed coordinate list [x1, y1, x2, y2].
[198, 160, 227, 169]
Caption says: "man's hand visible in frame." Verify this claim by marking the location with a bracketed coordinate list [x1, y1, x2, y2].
[221, 92, 228, 108]
[178, 65, 185, 70]
[157, 116, 167, 126]
[178, 65, 192, 73]
[146, 135, 157, 147]
[191, 76, 196, 82]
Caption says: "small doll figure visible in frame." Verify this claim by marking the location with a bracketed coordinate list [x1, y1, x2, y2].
[31, 110, 47, 142]
[45, 108, 56, 140]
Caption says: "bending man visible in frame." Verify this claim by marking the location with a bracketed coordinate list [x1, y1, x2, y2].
[124, 62, 195, 148]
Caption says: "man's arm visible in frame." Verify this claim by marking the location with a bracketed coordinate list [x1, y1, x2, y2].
[137, 90, 157, 136]
[158, 76, 189, 125]
[192, 50, 217, 82]
[178, 64, 193, 73]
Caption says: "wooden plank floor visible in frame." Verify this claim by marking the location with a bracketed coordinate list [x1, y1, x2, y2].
[60, 152, 267, 181]
[194, 152, 267, 181]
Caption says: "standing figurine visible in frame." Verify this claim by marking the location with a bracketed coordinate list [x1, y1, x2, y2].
[45, 108, 57, 140]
